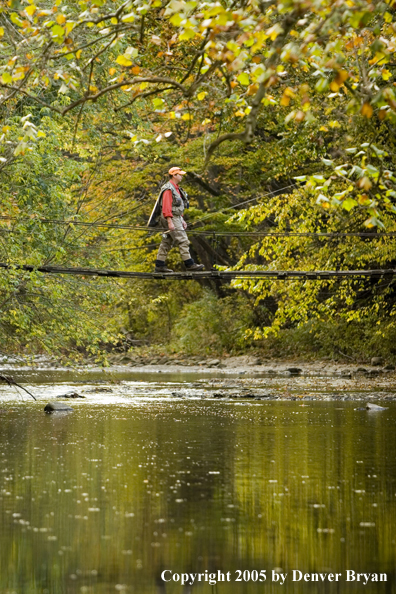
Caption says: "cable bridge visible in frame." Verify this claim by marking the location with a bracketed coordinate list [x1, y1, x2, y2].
[1, 263, 395, 281]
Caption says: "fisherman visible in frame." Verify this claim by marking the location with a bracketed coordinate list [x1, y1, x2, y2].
[153, 167, 204, 273]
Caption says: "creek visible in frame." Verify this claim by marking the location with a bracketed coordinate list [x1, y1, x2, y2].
[0, 369, 395, 593]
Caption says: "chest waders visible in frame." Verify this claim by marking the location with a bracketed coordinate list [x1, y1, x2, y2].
[154, 182, 195, 268]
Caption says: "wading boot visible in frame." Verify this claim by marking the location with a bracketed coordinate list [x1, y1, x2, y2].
[155, 266, 173, 273]
[155, 260, 173, 273]
[185, 263, 204, 272]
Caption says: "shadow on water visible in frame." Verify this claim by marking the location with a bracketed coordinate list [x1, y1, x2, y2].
[0, 372, 395, 592]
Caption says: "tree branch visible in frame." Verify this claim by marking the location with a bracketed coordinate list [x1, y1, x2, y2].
[114, 85, 174, 112]
[204, 11, 300, 165]
[61, 76, 187, 114]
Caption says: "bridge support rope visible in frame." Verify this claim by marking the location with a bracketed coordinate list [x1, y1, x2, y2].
[1, 262, 396, 281]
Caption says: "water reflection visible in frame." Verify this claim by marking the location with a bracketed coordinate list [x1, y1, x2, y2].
[0, 396, 395, 593]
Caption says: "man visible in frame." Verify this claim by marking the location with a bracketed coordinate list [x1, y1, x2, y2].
[154, 167, 205, 273]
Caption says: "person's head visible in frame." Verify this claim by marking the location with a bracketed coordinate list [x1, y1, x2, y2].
[168, 167, 186, 184]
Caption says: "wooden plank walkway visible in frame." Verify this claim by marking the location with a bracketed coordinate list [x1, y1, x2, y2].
[1, 262, 396, 281]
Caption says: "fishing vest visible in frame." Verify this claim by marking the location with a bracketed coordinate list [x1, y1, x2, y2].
[158, 181, 189, 217]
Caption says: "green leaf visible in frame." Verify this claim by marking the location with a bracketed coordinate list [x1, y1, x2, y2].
[51, 24, 65, 38]
[237, 72, 250, 86]
[170, 13, 183, 26]
[366, 164, 379, 177]
[342, 197, 357, 211]
[1, 72, 12, 84]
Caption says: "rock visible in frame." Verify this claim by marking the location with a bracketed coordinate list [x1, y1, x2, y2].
[207, 359, 220, 367]
[250, 358, 262, 366]
[120, 355, 134, 363]
[44, 402, 74, 413]
[86, 387, 113, 393]
[286, 367, 302, 375]
[57, 392, 85, 399]
[356, 367, 367, 373]
[366, 402, 387, 411]
[371, 357, 383, 366]
[383, 364, 395, 371]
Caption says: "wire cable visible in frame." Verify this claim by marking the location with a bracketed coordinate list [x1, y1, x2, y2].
[1, 216, 395, 239]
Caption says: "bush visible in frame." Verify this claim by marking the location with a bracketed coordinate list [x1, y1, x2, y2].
[172, 290, 254, 355]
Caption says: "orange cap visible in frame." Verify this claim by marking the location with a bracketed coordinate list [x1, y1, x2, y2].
[168, 167, 186, 176]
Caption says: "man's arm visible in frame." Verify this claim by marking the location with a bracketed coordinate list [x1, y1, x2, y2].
[162, 190, 175, 231]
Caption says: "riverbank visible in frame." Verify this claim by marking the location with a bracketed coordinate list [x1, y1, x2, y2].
[1, 353, 396, 403]
[0, 352, 394, 376]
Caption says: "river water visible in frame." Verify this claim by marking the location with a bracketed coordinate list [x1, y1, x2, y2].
[0, 369, 395, 593]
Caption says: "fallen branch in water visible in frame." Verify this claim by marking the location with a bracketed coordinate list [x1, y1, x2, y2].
[0, 374, 37, 401]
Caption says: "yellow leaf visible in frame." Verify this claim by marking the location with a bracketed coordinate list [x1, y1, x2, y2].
[116, 55, 133, 67]
[140, 82, 149, 90]
[319, 126, 328, 131]
[121, 13, 135, 23]
[280, 93, 290, 106]
[76, 50, 82, 59]
[109, 67, 116, 75]
[235, 110, 245, 117]
[197, 91, 207, 100]
[334, 70, 348, 85]
[181, 113, 192, 120]
[170, 13, 182, 26]
[382, 69, 392, 81]
[358, 194, 370, 205]
[25, 4, 36, 16]
[131, 66, 140, 75]
[37, 130, 46, 138]
[1, 72, 12, 84]
[361, 102, 373, 118]
[266, 23, 283, 41]
[56, 14, 66, 24]
[330, 81, 340, 92]
[284, 87, 296, 98]
[358, 176, 372, 190]
[237, 72, 250, 86]
[0, 27, 4, 37]
[179, 29, 195, 41]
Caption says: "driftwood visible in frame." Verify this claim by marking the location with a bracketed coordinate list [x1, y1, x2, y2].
[0, 374, 36, 401]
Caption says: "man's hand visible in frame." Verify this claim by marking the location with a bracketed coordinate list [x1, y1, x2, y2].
[167, 218, 175, 231]
[182, 218, 187, 230]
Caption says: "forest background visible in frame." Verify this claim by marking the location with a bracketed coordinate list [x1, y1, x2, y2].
[1, 0, 396, 363]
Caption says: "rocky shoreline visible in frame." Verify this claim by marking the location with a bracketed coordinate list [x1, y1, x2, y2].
[1, 352, 395, 376]
[2, 353, 396, 403]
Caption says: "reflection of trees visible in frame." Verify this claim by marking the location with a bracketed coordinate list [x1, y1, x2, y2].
[0, 403, 395, 593]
